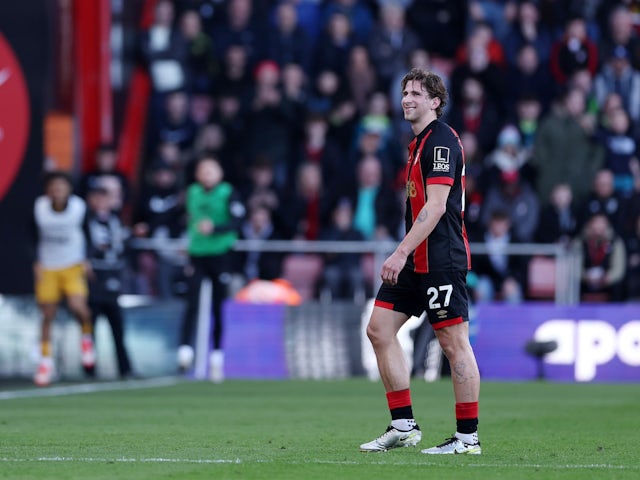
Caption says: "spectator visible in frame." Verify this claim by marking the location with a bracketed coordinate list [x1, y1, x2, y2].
[535, 182, 579, 246]
[598, 4, 640, 71]
[367, 2, 420, 91]
[579, 169, 626, 235]
[77, 143, 130, 219]
[483, 124, 536, 189]
[244, 60, 298, 188]
[177, 154, 246, 382]
[532, 86, 604, 204]
[593, 45, 640, 125]
[467, 1, 517, 43]
[238, 203, 284, 282]
[549, 16, 599, 87]
[84, 186, 134, 380]
[132, 161, 186, 298]
[456, 20, 507, 69]
[266, 1, 311, 74]
[318, 198, 367, 302]
[217, 44, 253, 102]
[480, 169, 540, 243]
[211, 0, 265, 68]
[512, 93, 543, 154]
[137, 0, 188, 94]
[179, 9, 218, 95]
[155, 90, 198, 152]
[347, 154, 402, 241]
[321, 0, 374, 44]
[31, 171, 96, 386]
[314, 11, 356, 77]
[345, 45, 378, 116]
[575, 213, 626, 302]
[471, 208, 525, 304]
[280, 161, 332, 240]
[625, 214, 640, 299]
[504, 43, 556, 115]
[595, 106, 639, 196]
[503, 0, 554, 67]
[450, 24, 506, 111]
[406, 0, 467, 59]
[446, 76, 503, 154]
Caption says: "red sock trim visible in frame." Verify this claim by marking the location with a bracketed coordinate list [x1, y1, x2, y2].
[456, 402, 478, 420]
[386, 389, 412, 410]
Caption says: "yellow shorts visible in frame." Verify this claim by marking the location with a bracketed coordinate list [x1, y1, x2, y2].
[35, 263, 88, 304]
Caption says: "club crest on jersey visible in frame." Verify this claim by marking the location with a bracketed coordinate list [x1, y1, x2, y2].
[433, 147, 450, 172]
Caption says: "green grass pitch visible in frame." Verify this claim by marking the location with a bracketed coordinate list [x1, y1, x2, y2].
[0, 378, 638, 479]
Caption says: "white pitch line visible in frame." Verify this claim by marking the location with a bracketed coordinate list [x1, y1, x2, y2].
[0, 376, 180, 400]
[0, 457, 636, 470]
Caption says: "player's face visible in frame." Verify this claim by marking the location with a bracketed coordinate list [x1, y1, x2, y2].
[401, 80, 434, 123]
[46, 178, 71, 205]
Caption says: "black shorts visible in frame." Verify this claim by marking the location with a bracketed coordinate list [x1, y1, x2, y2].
[374, 267, 469, 330]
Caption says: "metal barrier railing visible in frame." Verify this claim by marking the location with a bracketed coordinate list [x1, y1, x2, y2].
[129, 238, 582, 305]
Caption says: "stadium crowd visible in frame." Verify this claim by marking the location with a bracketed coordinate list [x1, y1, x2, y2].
[82, 0, 640, 304]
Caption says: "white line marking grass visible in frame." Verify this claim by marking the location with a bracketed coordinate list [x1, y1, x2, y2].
[0, 457, 637, 470]
[0, 376, 180, 400]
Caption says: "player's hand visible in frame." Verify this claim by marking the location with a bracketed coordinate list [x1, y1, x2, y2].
[197, 219, 214, 234]
[380, 250, 407, 286]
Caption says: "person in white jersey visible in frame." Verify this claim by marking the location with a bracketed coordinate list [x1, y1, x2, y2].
[31, 171, 96, 386]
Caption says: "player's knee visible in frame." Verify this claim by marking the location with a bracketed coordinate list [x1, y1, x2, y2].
[366, 322, 386, 348]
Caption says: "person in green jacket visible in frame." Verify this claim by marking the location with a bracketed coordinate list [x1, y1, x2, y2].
[177, 154, 245, 382]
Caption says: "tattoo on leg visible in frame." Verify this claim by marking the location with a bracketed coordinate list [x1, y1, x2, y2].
[453, 362, 467, 384]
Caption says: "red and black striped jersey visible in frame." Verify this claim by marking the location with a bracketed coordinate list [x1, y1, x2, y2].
[404, 119, 471, 273]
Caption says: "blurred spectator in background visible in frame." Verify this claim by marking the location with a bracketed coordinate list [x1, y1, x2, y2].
[132, 161, 186, 298]
[532, 86, 604, 205]
[535, 182, 579, 246]
[318, 198, 366, 302]
[593, 45, 640, 125]
[446, 76, 502, 154]
[155, 90, 197, 153]
[138, 0, 187, 95]
[84, 186, 134, 380]
[480, 169, 540, 243]
[450, 23, 506, 112]
[595, 105, 639, 196]
[471, 208, 525, 304]
[179, 8, 218, 95]
[77, 144, 130, 219]
[512, 93, 543, 154]
[31, 171, 95, 386]
[244, 60, 297, 188]
[503, 0, 553, 67]
[280, 161, 331, 240]
[266, 1, 311, 74]
[549, 16, 599, 87]
[314, 11, 356, 78]
[238, 203, 284, 282]
[211, 0, 265, 68]
[178, 155, 245, 382]
[504, 43, 555, 115]
[217, 44, 253, 102]
[345, 45, 378, 116]
[321, 0, 374, 44]
[406, 0, 467, 59]
[347, 154, 401, 241]
[483, 124, 536, 189]
[467, 1, 517, 43]
[598, 4, 640, 71]
[579, 169, 626, 235]
[367, 2, 420, 92]
[575, 213, 626, 302]
[625, 214, 640, 299]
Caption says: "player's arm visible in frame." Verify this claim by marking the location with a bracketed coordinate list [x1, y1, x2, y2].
[381, 183, 450, 285]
